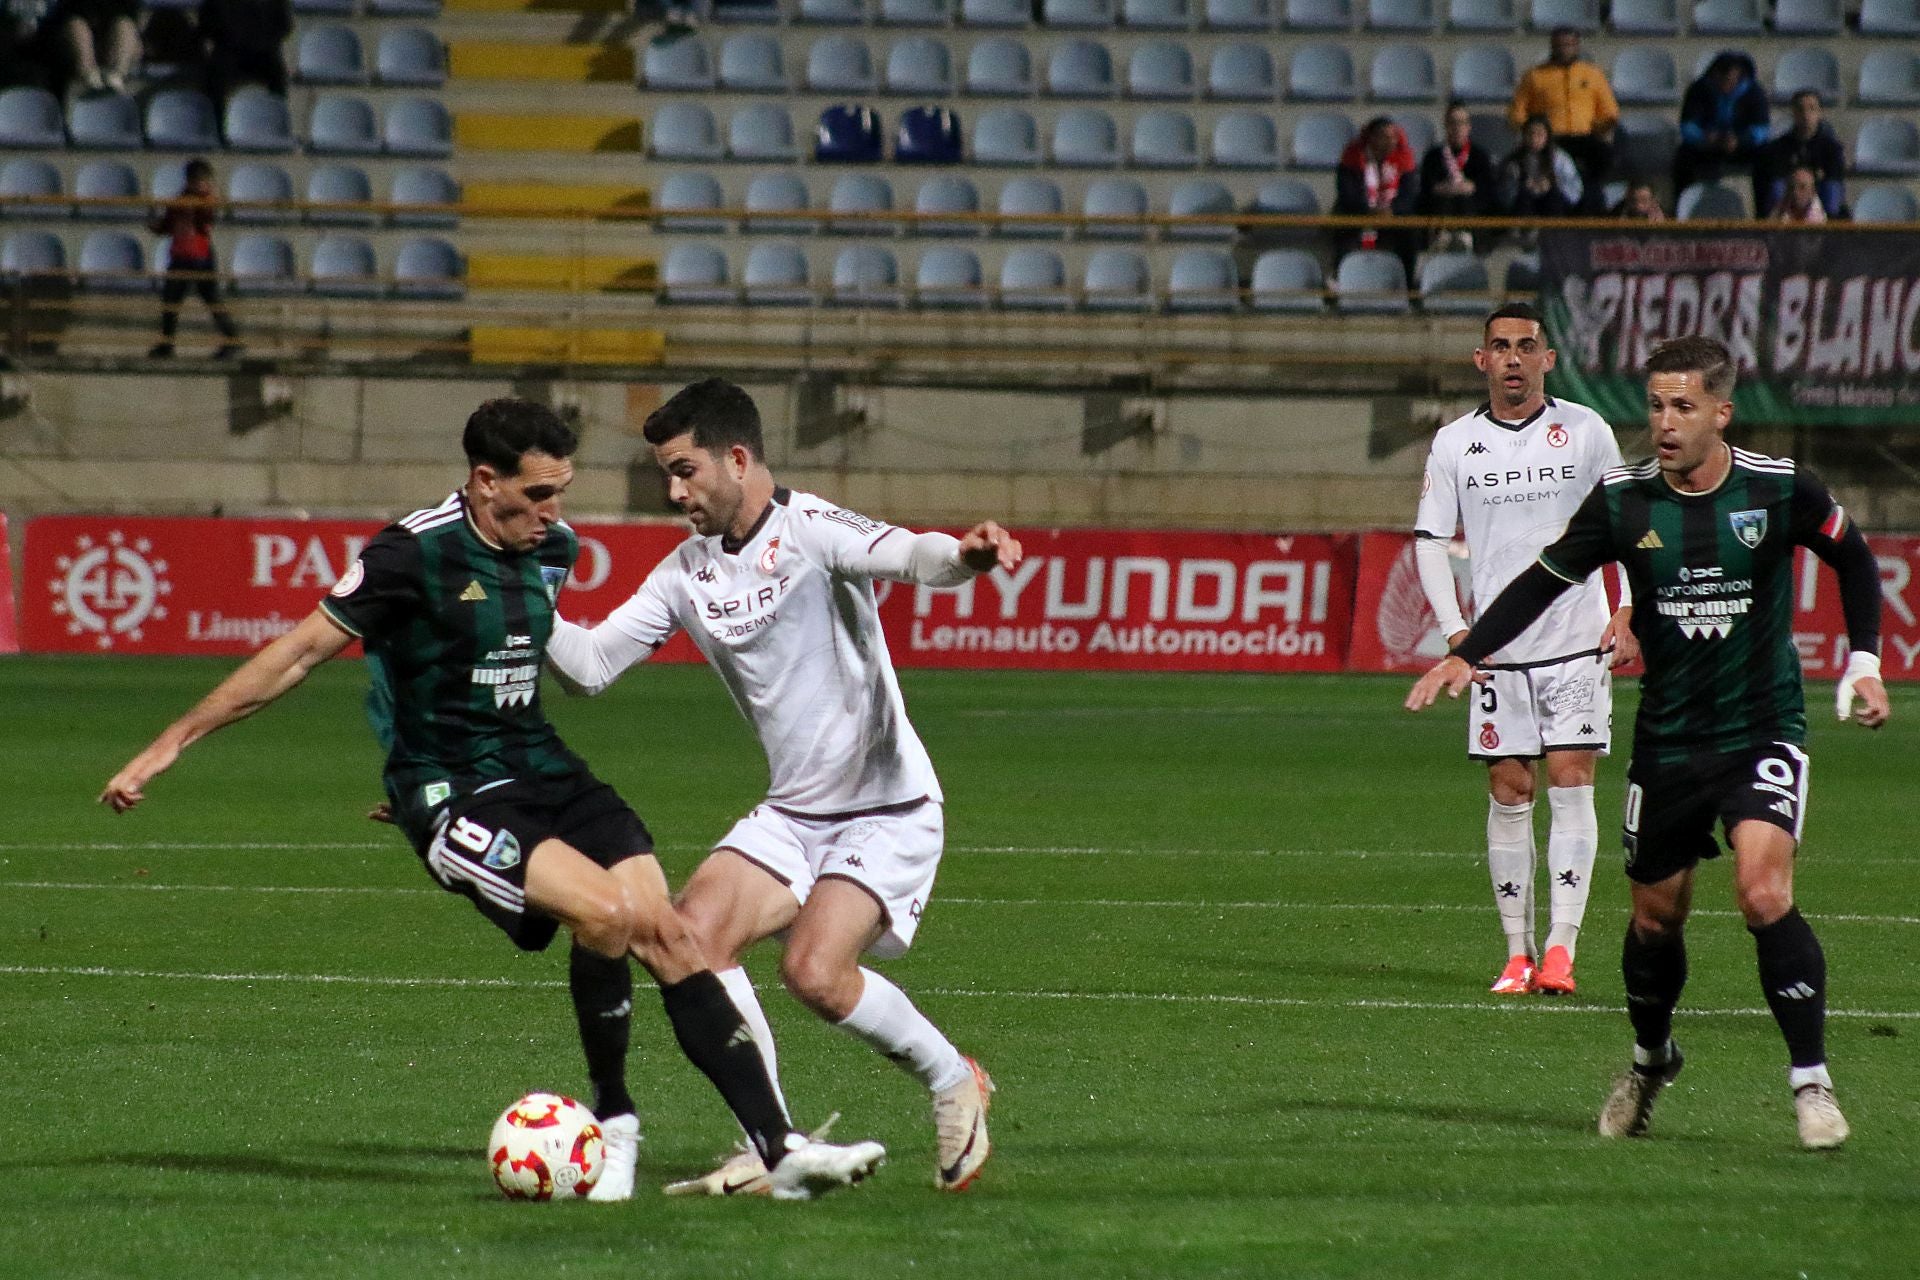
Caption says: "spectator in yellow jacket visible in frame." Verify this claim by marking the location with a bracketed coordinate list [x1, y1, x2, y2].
[1508, 27, 1619, 211]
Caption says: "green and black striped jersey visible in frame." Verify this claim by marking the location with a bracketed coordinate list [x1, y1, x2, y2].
[1538, 448, 1856, 763]
[321, 490, 587, 803]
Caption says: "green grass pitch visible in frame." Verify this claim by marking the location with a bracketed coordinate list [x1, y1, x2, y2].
[5, 656, 1918, 1279]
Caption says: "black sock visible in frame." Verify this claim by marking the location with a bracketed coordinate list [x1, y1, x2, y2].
[1621, 923, 1687, 1063]
[659, 970, 795, 1166]
[569, 944, 635, 1120]
[1751, 906, 1827, 1070]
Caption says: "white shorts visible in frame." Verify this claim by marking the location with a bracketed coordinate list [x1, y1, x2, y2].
[714, 800, 944, 960]
[1466, 655, 1612, 761]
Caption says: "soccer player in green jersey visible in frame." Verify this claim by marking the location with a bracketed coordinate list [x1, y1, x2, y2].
[101, 398, 885, 1199]
[1406, 337, 1889, 1150]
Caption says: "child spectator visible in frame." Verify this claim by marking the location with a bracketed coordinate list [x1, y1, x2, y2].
[1770, 165, 1828, 225]
[149, 158, 242, 359]
[1611, 181, 1667, 221]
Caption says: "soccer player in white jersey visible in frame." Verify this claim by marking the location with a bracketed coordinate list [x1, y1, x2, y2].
[546, 379, 1020, 1194]
[1414, 303, 1639, 996]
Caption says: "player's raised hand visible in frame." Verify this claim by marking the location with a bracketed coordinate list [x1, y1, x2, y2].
[1405, 655, 1479, 711]
[959, 521, 1023, 574]
[1601, 606, 1641, 670]
[1836, 652, 1890, 729]
[99, 740, 180, 813]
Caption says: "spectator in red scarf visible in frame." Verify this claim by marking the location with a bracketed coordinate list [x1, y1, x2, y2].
[1418, 101, 1497, 252]
[148, 157, 242, 359]
[1334, 115, 1422, 278]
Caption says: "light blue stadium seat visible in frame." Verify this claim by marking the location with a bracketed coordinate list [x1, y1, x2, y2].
[815, 103, 883, 161]
[371, 0, 443, 14]
[808, 35, 875, 92]
[1370, 45, 1436, 102]
[150, 163, 188, 201]
[1692, 0, 1762, 32]
[1289, 44, 1355, 101]
[1166, 247, 1237, 311]
[378, 28, 448, 87]
[1860, 0, 1920, 34]
[1285, 0, 1351, 27]
[1772, 49, 1839, 104]
[828, 172, 895, 232]
[0, 159, 60, 218]
[1128, 43, 1194, 98]
[1617, 111, 1677, 177]
[880, 0, 949, 21]
[743, 242, 812, 305]
[973, 107, 1040, 163]
[712, 0, 781, 22]
[1048, 39, 1115, 96]
[1335, 249, 1409, 313]
[389, 166, 461, 228]
[645, 36, 716, 90]
[1, 230, 65, 276]
[1204, 0, 1271, 26]
[1209, 43, 1275, 100]
[1045, 0, 1116, 24]
[224, 86, 296, 152]
[1853, 117, 1920, 175]
[1418, 251, 1489, 314]
[225, 163, 292, 224]
[1529, 0, 1596, 28]
[1504, 251, 1540, 295]
[915, 246, 985, 307]
[73, 161, 141, 221]
[997, 175, 1065, 235]
[1611, 49, 1678, 106]
[307, 164, 375, 226]
[1167, 177, 1234, 238]
[885, 37, 951, 94]
[662, 243, 733, 302]
[0, 90, 63, 149]
[913, 174, 980, 234]
[1446, 0, 1514, 28]
[967, 38, 1033, 95]
[1858, 50, 1920, 107]
[310, 234, 380, 297]
[897, 105, 962, 162]
[1083, 176, 1148, 236]
[146, 88, 221, 150]
[1082, 248, 1151, 310]
[1851, 184, 1920, 222]
[392, 236, 464, 299]
[1676, 181, 1745, 220]
[1290, 110, 1353, 167]
[298, 26, 367, 85]
[230, 233, 299, 296]
[1608, 0, 1677, 33]
[1393, 111, 1434, 156]
[800, 0, 866, 20]
[294, 0, 354, 15]
[1771, 0, 1839, 30]
[1251, 175, 1318, 214]
[308, 94, 381, 155]
[830, 244, 901, 306]
[652, 102, 723, 159]
[731, 103, 798, 160]
[999, 247, 1069, 309]
[1124, 0, 1191, 23]
[384, 98, 452, 158]
[1248, 248, 1324, 311]
[1053, 107, 1120, 165]
[1212, 111, 1280, 166]
[77, 231, 149, 293]
[1450, 46, 1517, 105]
[745, 171, 812, 233]
[962, 0, 1029, 23]
[658, 171, 726, 231]
[1366, 0, 1435, 28]
[1132, 108, 1199, 166]
[68, 93, 142, 149]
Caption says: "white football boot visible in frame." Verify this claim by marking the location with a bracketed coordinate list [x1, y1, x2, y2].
[934, 1057, 995, 1191]
[586, 1113, 641, 1202]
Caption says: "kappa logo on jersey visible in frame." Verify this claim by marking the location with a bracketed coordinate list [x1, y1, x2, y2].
[1466, 442, 1489, 455]
[460, 580, 487, 603]
[1637, 530, 1664, 549]
[1478, 721, 1500, 750]
[758, 537, 781, 575]
[1729, 508, 1768, 549]
[1578, 723, 1595, 735]
[1545, 424, 1568, 448]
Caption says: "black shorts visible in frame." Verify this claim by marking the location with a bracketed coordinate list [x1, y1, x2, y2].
[399, 769, 653, 951]
[1621, 742, 1810, 885]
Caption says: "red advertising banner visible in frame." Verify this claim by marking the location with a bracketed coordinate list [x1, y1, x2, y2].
[0, 513, 18, 654]
[1347, 531, 1456, 675]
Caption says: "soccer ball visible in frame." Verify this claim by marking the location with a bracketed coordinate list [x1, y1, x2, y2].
[488, 1092, 604, 1200]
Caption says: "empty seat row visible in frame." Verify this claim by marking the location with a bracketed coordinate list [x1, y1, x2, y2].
[0, 159, 460, 227]
[0, 229, 464, 298]
[295, 26, 447, 89]
[0, 87, 451, 158]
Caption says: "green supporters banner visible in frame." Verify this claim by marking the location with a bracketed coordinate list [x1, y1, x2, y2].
[1536, 227, 1920, 427]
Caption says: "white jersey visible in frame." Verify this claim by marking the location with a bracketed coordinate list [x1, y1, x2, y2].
[552, 488, 974, 816]
[1415, 397, 1623, 665]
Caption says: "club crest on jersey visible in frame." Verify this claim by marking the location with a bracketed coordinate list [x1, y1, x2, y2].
[758, 537, 781, 575]
[1729, 509, 1768, 549]
[1478, 721, 1500, 751]
[1546, 424, 1568, 448]
[540, 565, 567, 604]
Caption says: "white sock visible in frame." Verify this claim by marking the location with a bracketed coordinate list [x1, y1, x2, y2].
[1487, 798, 1537, 959]
[1545, 784, 1598, 957]
[1790, 1064, 1834, 1091]
[716, 966, 790, 1123]
[837, 967, 970, 1094]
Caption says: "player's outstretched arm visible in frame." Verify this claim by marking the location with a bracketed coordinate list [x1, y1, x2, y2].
[100, 608, 355, 812]
[1405, 655, 1480, 710]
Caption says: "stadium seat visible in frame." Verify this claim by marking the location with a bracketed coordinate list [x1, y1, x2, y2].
[149, 162, 188, 201]
[644, 36, 716, 89]
[1285, 0, 1352, 26]
[1858, 51, 1920, 107]
[1291, 111, 1354, 167]
[712, 0, 780, 22]
[1204, 0, 1272, 26]
[1504, 251, 1540, 294]
[1083, 176, 1149, 236]
[306, 164, 375, 226]
[1418, 251, 1489, 314]
[1166, 247, 1237, 311]
[1691, 0, 1762, 33]
[885, 37, 951, 95]
[298, 26, 367, 85]
[1128, 43, 1195, 98]
[1288, 44, 1356, 100]
[1450, 47, 1516, 104]
[808, 36, 876, 92]
[1393, 111, 1434, 156]
[1446, 0, 1515, 28]
[997, 175, 1065, 235]
[745, 171, 813, 233]
[1167, 177, 1235, 238]
[1335, 249, 1409, 313]
[828, 172, 896, 233]
[658, 171, 726, 231]
[880, 0, 949, 21]
[1046, 0, 1116, 24]
[1211, 112, 1281, 166]
[830, 244, 901, 306]
[730, 103, 797, 160]
[72, 161, 140, 222]
[962, 0, 1029, 23]
[1529, 0, 1596, 28]
[1611, 49, 1678, 106]
[308, 94, 381, 155]
[1248, 247, 1324, 311]
[230, 233, 299, 296]
[310, 234, 380, 297]
[1860, 0, 1920, 34]
[1370, 45, 1437, 102]
[77, 230, 148, 293]
[1082, 247, 1152, 310]
[0, 159, 60, 218]
[1053, 108, 1120, 165]
[1771, 0, 1840, 33]
[653, 102, 723, 160]
[897, 105, 962, 162]
[224, 86, 296, 152]
[1773, 49, 1839, 104]
[389, 166, 462, 228]
[800, 0, 866, 20]
[1854, 117, 1920, 175]
[661, 243, 733, 303]
[1, 230, 65, 277]
[1125, 0, 1192, 23]
[384, 99, 453, 158]
[916, 246, 985, 307]
[0, 89, 63, 149]
[912, 174, 981, 233]
[742, 242, 812, 305]
[1048, 40, 1116, 96]
[67, 92, 142, 149]
[1209, 44, 1276, 100]
[294, 0, 353, 14]
[1251, 175, 1319, 214]
[391, 236, 464, 300]
[146, 88, 221, 150]
[815, 104, 883, 162]
[968, 38, 1034, 95]
[371, 0, 443, 13]
[1608, 0, 1677, 33]
[1851, 184, 1920, 222]
[1132, 109, 1199, 166]
[376, 29, 447, 88]
[1366, 0, 1435, 28]
[999, 247, 1069, 308]
[1616, 112, 1679, 179]
[973, 107, 1041, 163]
[1675, 181, 1745, 219]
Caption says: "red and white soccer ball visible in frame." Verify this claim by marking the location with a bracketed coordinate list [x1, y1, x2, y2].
[488, 1092, 604, 1201]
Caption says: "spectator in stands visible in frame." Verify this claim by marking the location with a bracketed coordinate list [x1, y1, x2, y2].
[1675, 51, 1770, 204]
[1334, 116, 1422, 278]
[149, 158, 242, 360]
[1760, 90, 1845, 220]
[1508, 28, 1618, 213]
[51, 0, 141, 95]
[199, 0, 291, 105]
[0, 0, 57, 91]
[1611, 181, 1667, 221]
[1500, 115, 1584, 223]
[1418, 101, 1497, 252]
[1770, 165, 1828, 225]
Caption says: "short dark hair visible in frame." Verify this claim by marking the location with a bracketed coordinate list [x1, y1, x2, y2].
[1484, 301, 1544, 333]
[1444, 98, 1470, 115]
[462, 398, 578, 474]
[1791, 88, 1822, 108]
[642, 377, 764, 459]
[184, 157, 214, 183]
[1646, 336, 1736, 399]
[1549, 24, 1578, 39]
